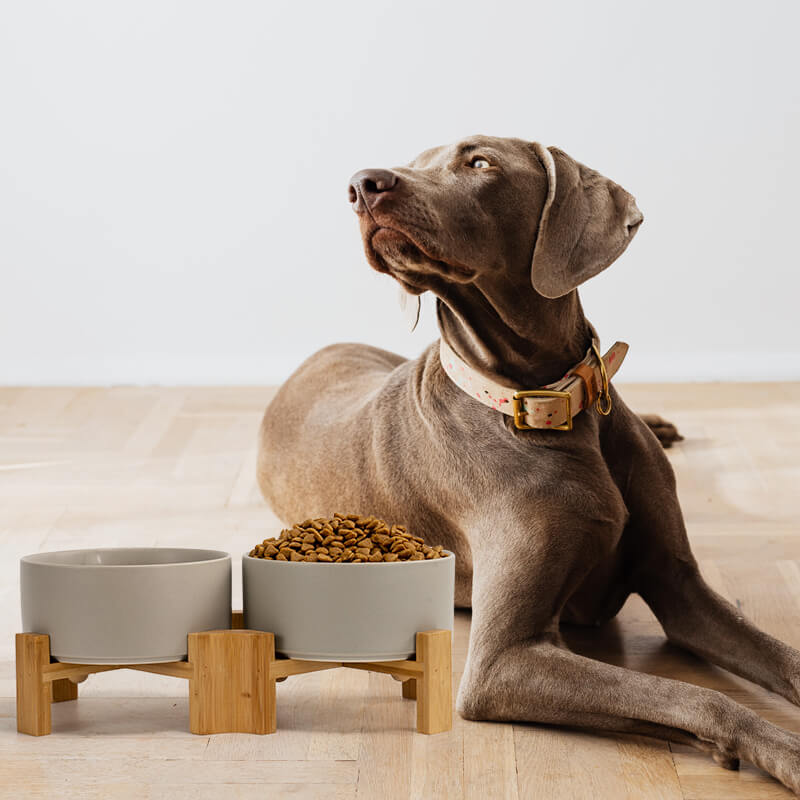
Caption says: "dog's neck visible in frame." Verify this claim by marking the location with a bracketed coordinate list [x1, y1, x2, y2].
[434, 275, 593, 389]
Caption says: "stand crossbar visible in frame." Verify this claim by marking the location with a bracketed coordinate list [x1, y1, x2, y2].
[16, 611, 452, 737]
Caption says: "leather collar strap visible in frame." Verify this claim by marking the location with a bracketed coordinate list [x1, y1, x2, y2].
[439, 337, 629, 430]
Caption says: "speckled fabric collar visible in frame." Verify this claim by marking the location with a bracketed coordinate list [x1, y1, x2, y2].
[439, 336, 628, 431]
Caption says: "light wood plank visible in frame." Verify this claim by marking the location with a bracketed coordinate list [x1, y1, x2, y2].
[306, 665, 369, 761]
[618, 736, 684, 799]
[0, 757, 358, 785]
[463, 714, 519, 800]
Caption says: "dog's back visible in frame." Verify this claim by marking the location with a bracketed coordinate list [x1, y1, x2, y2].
[257, 341, 408, 522]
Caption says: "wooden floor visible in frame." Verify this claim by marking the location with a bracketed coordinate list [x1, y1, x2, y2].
[1, 383, 800, 799]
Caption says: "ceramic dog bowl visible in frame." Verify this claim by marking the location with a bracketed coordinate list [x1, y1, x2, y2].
[242, 550, 455, 661]
[20, 547, 231, 664]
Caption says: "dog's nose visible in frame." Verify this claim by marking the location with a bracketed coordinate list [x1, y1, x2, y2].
[348, 169, 399, 213]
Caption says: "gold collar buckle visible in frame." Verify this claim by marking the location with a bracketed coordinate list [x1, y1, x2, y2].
[512, 390, 572, 431]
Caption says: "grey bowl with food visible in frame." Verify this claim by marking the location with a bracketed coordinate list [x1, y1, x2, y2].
[243, 551, 455, 661]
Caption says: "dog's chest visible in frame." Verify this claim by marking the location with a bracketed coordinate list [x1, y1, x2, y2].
[561, 553, 630, 626]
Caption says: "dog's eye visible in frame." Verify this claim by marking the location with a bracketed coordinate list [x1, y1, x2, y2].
[469, 156, 491, 169]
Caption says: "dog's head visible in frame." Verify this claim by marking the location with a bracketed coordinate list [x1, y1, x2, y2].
[348, 135, 642, 299]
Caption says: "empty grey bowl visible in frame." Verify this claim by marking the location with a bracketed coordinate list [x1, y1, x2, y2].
[20, 548, 232, 664]
[242, 551, 455, 662]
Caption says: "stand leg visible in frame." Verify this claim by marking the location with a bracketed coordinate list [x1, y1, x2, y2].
[16, 633, 51, 736]
[188, 629, 276, 735]
[51, 678, 79, 703]
[415, 630, 452, 734]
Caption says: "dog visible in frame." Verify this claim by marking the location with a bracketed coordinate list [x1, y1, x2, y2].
[257, 136, 800, 793]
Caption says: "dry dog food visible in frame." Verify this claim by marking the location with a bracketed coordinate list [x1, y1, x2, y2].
[248, 513, 448, 563]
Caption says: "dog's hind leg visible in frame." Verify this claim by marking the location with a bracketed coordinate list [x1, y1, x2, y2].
[639, 413, 684, 448]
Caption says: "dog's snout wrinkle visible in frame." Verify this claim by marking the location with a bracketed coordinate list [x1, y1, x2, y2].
[348, 168, 399, 214]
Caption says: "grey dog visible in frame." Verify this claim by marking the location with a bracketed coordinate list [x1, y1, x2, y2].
[258, 135, 800, 793]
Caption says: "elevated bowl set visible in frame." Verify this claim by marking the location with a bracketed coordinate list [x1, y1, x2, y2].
[16, 541, 455, 737]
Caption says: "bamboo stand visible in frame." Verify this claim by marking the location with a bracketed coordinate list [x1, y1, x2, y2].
[16, 611, 452, 737]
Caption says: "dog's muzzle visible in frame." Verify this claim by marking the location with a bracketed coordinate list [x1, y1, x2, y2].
[348, 169, 398, 214]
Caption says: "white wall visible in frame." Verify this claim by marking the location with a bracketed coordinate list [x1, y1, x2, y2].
[1, 0, 798, 384]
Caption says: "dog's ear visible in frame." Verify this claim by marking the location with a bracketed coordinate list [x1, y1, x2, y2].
[530, 143, 643, 299]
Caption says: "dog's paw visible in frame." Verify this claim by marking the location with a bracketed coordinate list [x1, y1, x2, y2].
[640, 413, 684, 449]
[711, 748, 740, 771]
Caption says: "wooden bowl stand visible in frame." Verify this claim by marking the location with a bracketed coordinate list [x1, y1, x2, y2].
[16, 611, 452, 737]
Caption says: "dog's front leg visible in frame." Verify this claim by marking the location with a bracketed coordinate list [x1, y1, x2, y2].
[459, 635, 800, 790]
[458, 513, 800, 793]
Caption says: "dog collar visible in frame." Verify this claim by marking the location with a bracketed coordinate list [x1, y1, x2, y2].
[439, 336, 628, 430]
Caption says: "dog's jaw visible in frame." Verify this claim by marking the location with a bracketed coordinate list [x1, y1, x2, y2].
[360, 220, 478, 292]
